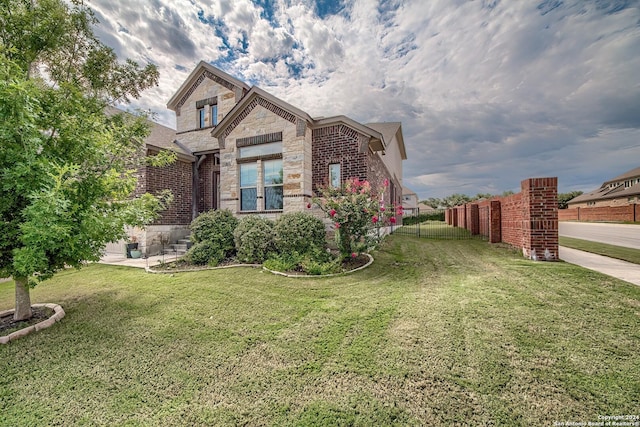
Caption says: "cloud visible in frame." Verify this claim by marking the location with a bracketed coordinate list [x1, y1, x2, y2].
[88, 0, 640, 199]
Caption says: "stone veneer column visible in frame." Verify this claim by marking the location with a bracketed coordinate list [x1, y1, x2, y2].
[520, 177, 558, 261]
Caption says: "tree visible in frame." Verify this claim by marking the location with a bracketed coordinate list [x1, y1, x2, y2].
[421, 197, 442, 209]
[0, 0, 171, 321]
[558, 191, 583, 209]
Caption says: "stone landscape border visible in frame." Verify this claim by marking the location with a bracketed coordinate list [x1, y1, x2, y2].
[0, 303, 65, 344]
[263, 253, 374, 278]
[145, 254, 374, 278]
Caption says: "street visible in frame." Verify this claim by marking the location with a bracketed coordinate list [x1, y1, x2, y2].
[559, 222, 640, 249]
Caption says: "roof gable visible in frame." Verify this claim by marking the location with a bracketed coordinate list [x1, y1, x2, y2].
[167, 61, 249, 112]
[211, 86, 314, 146]
[313, 116, 384, 153]
[366, 122, 407, 160]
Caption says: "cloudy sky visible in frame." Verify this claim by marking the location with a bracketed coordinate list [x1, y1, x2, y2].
[88, 0, 640, 199]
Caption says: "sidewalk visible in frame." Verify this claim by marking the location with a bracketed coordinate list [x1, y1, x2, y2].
[559, 246, 640, 286]
[99, 253, 183, 269]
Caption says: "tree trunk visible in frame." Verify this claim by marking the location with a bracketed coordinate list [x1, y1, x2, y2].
[13, 276, 32, 321]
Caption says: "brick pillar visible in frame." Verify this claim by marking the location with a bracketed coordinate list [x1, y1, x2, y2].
[463, 204, 468, 229]
[489, 200, 501, 243]
[521, 177, 558, 261]
[470, 204, 479, 235]
[452, 208, 458, 227]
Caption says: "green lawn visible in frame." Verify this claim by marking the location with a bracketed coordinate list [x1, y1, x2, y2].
[560, 236, 640, 265]
[1, 236, 639, 426]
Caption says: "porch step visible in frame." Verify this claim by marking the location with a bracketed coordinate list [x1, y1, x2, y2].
[163, 243, 188, 256]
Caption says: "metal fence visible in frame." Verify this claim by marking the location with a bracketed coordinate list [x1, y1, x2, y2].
[392, 208, 489, 240]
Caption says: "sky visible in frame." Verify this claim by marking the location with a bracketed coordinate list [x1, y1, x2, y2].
[87, 0, 640, 200]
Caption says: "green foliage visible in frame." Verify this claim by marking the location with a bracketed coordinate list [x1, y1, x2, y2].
[185, 241, 225, 267]
[274, 212, 326, 255]
[299, 251, 341, 275]
[264, 247, 341, 275]
[233, 215, 275, 263]
[402, 211, 445, 225]
[558, 191, 583, 209]
[190, 209, 238, 253]
[0, 0, 167, 317]
[264, 252, 304, 272]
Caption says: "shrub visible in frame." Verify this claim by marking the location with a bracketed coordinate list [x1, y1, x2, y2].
[233, 215, 275, 263]
[264, 252, 303, 272]
[189, 209, 238, 256]
[312, 178, 402, 259]
[185, 241, 225, 266]
[274, 212, 326, 255]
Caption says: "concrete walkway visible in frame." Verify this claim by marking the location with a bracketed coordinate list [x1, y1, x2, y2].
[99, 253, 182, 269]
[559, 246, 640, 286]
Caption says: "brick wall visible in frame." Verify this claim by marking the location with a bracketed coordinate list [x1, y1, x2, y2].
[144, 158, 193, 225]
[559, 205, 639, 222]
[311, 124, 401, 210]
[446, 177, 558, 260]
[312, 125, 367, 190]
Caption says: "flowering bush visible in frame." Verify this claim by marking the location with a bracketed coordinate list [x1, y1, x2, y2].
[312, 177, 402, 259]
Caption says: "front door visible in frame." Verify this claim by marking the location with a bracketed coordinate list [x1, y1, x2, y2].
[213, 171, 220, 210]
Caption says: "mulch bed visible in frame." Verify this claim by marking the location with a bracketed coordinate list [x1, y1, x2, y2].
[149, 253, 371, 275]
[0, 306, 53, 335]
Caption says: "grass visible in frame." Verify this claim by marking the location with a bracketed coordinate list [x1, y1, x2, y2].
[560, 236, 640, 265]
[1, 236, 639, 425]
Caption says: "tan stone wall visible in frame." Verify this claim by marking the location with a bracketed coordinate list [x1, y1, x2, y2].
[219, 104, 312, 215]
[175, 77, 236, 151]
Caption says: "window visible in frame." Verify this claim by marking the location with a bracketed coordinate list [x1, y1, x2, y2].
[211, 104, 218, 126]
[329, 163, 340, 188]
[197, 107, 205, 129]
[264, 159, 283, 210]
[240, 163, 257, 211]
[239, 141, 282, 158]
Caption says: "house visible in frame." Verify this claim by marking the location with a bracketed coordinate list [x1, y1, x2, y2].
[127, 61, 407, 255]
[402, 187, 419, 213]
[568, 166, 640, 208]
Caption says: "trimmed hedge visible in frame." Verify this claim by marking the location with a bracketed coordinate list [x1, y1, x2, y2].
[233, 215, 275, 263]
[274, 212, 326, 255]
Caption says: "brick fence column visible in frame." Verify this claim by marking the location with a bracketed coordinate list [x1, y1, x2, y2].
[452, 208, 458, 227]
[489, 200, 501, 243]
[470, 204, 479, 235]
[521, 177, 558, 261]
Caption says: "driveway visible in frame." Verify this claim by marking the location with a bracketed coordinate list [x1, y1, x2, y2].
[559, 222, 640, 249]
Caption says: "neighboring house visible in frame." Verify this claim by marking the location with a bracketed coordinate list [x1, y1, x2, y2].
[402, 187, 418, 213]
[126, 61, 406, 255]
[568, 166, 640, 208]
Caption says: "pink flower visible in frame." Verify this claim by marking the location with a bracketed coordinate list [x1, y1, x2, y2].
[330, 209, 336, 217]
[351, 252, 358, 258]
[383, 178, 389, 187]
[372, 216, 379, 224]
[335, 222, 341, 229]
[390, 217, 397, 224]
[380, 206, 386, 212]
